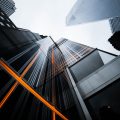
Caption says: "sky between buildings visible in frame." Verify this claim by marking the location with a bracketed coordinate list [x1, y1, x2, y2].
[10, 0, 119, 55]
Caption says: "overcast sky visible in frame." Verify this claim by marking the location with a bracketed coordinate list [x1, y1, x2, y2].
[10, 0, 119, 55]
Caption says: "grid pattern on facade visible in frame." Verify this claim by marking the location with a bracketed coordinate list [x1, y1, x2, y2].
[0, 0, 16, 16]
[0, 9, 16, 28]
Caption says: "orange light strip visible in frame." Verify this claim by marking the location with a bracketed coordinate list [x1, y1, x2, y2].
[52, 48, 55, 64]
[0, 49, 41, 108]
[51, 48, 56, 120]
[0, 82, 18, 108]
[20, 49, 41, 78]
[0, 59, 68, 120]
[52, 110, 56, 120]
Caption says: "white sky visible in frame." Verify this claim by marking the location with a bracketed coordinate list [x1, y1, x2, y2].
[10, 0, 119, 55]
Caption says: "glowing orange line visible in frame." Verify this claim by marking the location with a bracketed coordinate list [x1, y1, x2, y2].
[51, 48, 56, 120]
[52, 48, 55, 64]
[0, 59, 68, 120]
[20, 49, 41, 78]
[0, 49, 41, 108]
[0, 82, 18, 108]
[52, 111, 56, 120]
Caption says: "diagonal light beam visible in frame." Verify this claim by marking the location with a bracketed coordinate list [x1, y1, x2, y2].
[0, 59, 68, 120]
[0, 49, 41, 109]
[0, 82, 18, 108]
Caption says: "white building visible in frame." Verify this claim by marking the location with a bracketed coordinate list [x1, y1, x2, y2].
[66, 0, 120, 25]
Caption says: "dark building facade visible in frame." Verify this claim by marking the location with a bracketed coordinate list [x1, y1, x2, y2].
[1, 6, 120, 120]
[108, 31, 120, 51]
[0, 8, 16, 28]
[0, 0, 16, 16]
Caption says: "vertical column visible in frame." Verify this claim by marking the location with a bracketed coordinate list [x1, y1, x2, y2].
[65, 68, 92, 120]
[51, 48, 56, 120]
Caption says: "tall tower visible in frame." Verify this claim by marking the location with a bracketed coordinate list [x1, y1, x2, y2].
[66, 0, 120, 25]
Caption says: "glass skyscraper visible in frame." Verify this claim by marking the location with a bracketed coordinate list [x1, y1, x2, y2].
[66, 0, 120, 25]
[1, 5, 120, 120]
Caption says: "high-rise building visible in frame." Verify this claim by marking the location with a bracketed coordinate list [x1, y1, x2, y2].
[0, 0, 16, 16]
[66, 0, 120, 25]
[0, 8, 46, 57]
[109, 17, 120, 33]
[1, 5, 120, 120]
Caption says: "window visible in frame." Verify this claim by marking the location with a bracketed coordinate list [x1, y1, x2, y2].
[0, 22, 4, 26]
[0, 16, 4, 20]
[1, 12, 4, 16]
[6, 23, 10, 27]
